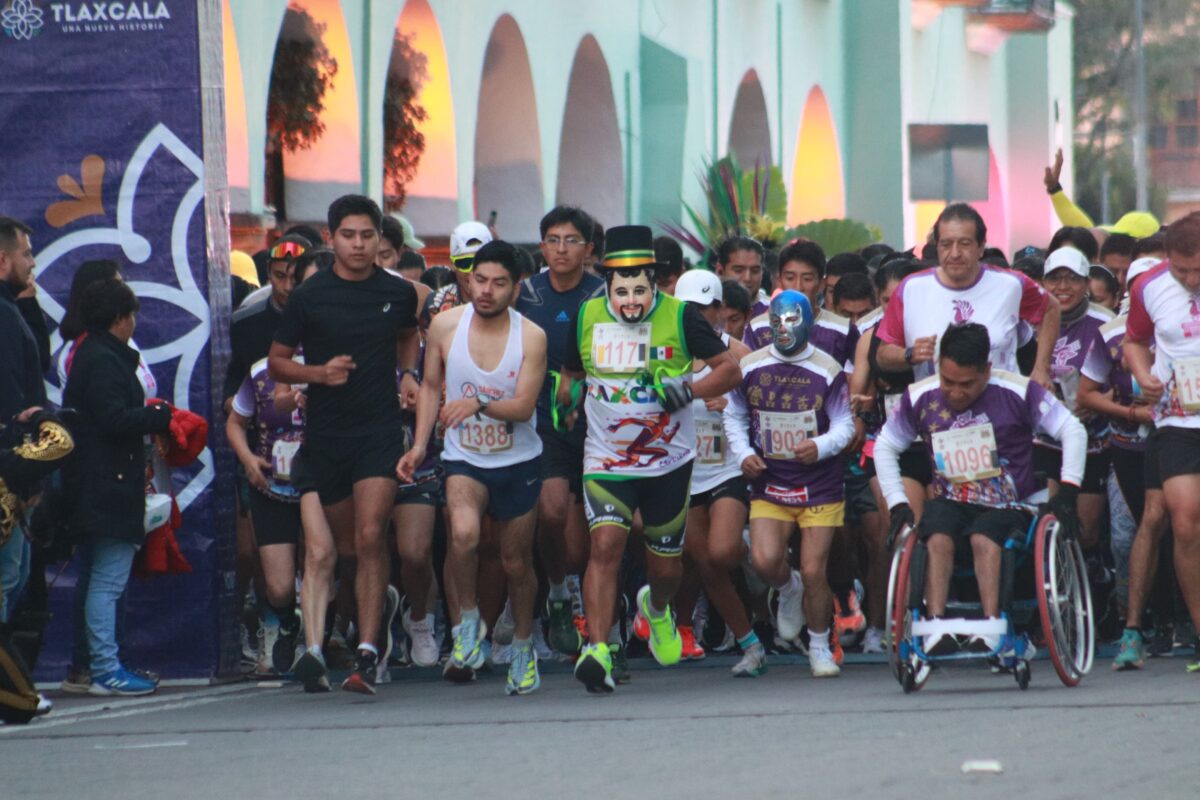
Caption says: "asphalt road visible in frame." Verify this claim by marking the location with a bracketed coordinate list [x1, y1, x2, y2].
[2, 654, 1196, 800]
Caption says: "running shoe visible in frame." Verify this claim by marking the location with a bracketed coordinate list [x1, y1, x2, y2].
[1112, 628, 1146, 671]
[1148, 625, 1174, 657]
[90, 667, 157, 697]
[966, 631, 1001, 654]
[494, 601, 515, 646]
[60, 666, 90, 695]
[257, 621, 279, 677]
[637, 585, 682, 666]
[444, 618, 488, 683]
[574, 642, 615, 694]
[273, 609, 301, 675]
[292, 649, 330, 693]
[731, 643, 767, 678]
[773, 570, 805, 642]
[35, 693, 52, 716]
[633, 604, 650, 642]
[546, 598, 582, 655]
[831, 629, 845, 666]
[834, 580, 867, 639]
[342, 649, 379, 695]
[377, 585, 401, 684]
[679, 625, 706, 661]
[924, 632, 958, 656]
[532, 620, 555, 661]
[505, 642, 540, 696]
[808, 643, 841, 678]
[610, 641, 631, 684]
[403, 609, 440, 668]
[862, 627, 884, 654]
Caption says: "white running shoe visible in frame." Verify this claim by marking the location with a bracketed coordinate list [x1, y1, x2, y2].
[403, 610, 441, 667]
[774, 570, 806, 641]
[808, 644, 841, 678]
[862, 627, 885, 654]
[731, 644, 767, 678]
[493, 600, 515, 646]
[257, 621, 280, 676]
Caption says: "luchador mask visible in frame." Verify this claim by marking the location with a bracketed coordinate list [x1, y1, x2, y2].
[769, 290, 813, 355]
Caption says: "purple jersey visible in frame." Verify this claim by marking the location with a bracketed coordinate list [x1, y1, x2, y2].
[232, 356, 305, 501]
[1038, 302, 1114, 451]
[724, 344, 853, 507]
[743, 305, 858, 370]
[1080, 315, 1148, 450]
[877, 371, 1079, 508]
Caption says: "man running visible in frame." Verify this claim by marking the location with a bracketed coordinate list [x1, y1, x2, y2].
[725, 290, 854, 677]
[1122, 211, 1200, 673]
[874, 323, 1085, 655]
[559, 225, 740, 693]
[398, 241, 547, 694]
[269, 195, 421, 695]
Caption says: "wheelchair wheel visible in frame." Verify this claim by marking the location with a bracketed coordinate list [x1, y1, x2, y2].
[1034, 515, 1095, 686]
[885, 526, 916, 683]
[1014, 659, 1030, 690]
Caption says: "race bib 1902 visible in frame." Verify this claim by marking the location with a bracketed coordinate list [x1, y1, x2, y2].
[592, 323, 651, 372]
[931, 423, 1000, 483]
[758, 410, 817, 460]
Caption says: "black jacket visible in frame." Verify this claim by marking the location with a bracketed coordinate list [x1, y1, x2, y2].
[62, 330, 171, 544]
[0, 283, 46, 422]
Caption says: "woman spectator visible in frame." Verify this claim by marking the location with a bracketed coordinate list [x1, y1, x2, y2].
[63, 279, 172, 696]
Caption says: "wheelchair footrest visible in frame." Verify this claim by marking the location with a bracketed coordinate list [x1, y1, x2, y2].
[911, 617, 1008, 639]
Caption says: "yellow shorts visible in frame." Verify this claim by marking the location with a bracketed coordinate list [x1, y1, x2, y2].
[749, 500, 845, 528]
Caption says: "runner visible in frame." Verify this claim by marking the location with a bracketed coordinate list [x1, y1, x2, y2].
[421, 220, 492, 327]
[269, 195, 421, 695]
[558, 225, 740, 693]
[874, 322, 1086, 654]
[873, 203, 1060, 390]
[1120, 211, 1200, 672]
[724, 290, 854, 677]
[397, 240, 547, 694]
[515, 206, 603, 658]
[714, 236, 767, 306]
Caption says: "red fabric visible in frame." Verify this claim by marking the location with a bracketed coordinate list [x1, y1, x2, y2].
[133, 499, 192, 578]
[1013, 268, 1051, 326]
[146, 400, 208, 467]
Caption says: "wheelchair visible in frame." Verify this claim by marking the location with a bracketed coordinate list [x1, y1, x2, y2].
[884, 508, 1095, 692]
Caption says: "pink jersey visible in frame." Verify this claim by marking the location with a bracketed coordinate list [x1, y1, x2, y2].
[876, 265, 1050, 380]
[1126, 259, 1200, 429]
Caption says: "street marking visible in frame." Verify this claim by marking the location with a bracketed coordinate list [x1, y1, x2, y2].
[95, 740, 189, 750]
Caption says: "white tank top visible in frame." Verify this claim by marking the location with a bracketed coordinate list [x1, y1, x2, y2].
[442, 305, 542, 468]
[691, 332, 743, 494]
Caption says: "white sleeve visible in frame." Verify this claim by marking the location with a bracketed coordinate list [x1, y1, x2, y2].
[812, 381, 854, 460]
[875, 420, 910, 510]
[1038, 407, 1087, 487]
[722, 386, 756, 469]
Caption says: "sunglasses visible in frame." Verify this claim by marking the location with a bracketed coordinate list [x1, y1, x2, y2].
[451, 254, 475, 273]
[269, 240, 307, 261]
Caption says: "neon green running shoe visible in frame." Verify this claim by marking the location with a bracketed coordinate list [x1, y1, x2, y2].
[610, 641, 631, 684]
[574, 642, 615, 694]
[637, 585, 682, 666]
[1112, 628, 1146, 671]
[505, 642, 540, 696]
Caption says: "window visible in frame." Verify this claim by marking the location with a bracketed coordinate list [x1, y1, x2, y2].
[1149, 125, 1169, 149]
[1177, 125, 1199, 149]
[1178, 98, 1198, 121]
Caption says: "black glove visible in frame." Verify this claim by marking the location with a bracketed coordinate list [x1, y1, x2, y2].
[887, 503, 914, 551]
[1043, 483, 1081, 541]
[658, 381, 693, 413]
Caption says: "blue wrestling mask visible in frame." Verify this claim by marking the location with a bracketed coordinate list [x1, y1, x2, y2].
[769, 290, 814, 355]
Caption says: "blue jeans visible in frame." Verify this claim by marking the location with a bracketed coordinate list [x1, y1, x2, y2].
[85, 538, 138, 676]
[0, 524, 31, 624]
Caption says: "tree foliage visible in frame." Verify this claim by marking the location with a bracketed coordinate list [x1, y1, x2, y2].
[266, 5, 337, 156]
[1072, 0, 1200, 220]
[382, 31, 429, 212]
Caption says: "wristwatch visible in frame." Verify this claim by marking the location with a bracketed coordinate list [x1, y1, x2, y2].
[399, 368, 419, 381]
[904, 346, 915, 365]
[475, 392, 490, 419]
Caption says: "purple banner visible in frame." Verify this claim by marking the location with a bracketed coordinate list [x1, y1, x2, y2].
[0, 0, 232, 679]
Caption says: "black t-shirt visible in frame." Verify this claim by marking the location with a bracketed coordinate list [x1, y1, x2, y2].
[564, 299, 727, 372]
[274, 267, 418, 438]
[224, 298, 282, 400]
[516, 270, 604, 418]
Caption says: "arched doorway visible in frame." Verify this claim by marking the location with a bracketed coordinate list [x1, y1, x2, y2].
[556, 35, 624, 228]
[727, 69, 771, 171]
[474, 14, 544, 240]
[788, 86, 845, 225]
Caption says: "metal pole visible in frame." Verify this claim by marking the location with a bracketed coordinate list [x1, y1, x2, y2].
[711, 0, 718, 159]
[776, 2, 783, 168]
[1133, 0, 1148, 209]
[361, 0, 372, 196]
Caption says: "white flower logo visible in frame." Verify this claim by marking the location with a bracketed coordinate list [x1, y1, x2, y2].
[1, 0, 44, 41]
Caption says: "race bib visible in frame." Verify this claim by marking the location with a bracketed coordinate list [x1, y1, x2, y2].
[758, 410, 817, 460]
[592, 323, 650, 372]
[458, 418, 513, 454]
[271, 438, 301, 483]
[931, 424, 1001, 484]
[695, 419, 725, 465]
[883, 393, 904, 420]
[1173, 357, 1200, 412]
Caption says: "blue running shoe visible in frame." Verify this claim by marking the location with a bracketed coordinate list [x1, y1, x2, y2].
[89, 667, 156, 697]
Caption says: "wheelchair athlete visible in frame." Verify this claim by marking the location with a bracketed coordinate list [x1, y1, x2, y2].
[874, 322, 1086, 655]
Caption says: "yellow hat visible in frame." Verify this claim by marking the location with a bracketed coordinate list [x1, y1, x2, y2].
[230, 250, 259, 287]
[1103, 211, 1160, 240]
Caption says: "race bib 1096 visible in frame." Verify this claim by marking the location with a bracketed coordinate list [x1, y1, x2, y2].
[931, 423, 1000, 484]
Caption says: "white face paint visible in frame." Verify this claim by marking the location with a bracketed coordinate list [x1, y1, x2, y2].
[608, 271, 656, 323]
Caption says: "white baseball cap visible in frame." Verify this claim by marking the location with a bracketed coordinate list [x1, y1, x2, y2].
[449, 221, 493, 260]
[1043, 247, 1089, 279]
[674, 269, 723, 305]
[1125, 256, 1161, 289]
